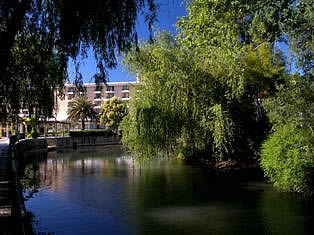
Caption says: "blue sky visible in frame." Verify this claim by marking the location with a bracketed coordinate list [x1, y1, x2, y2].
[68, 0, 187, 83]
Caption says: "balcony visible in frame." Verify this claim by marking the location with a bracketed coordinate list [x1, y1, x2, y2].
[67, 91, 74, 95]
[94, 90, 101, 94]
[122, 97, 130, 101]
[94, 98, 102, 101]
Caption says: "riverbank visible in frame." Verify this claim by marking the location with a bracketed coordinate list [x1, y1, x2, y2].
[185, 156, 264, 181]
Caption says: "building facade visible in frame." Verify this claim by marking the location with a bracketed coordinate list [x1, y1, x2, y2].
[55, 81, 138, 128]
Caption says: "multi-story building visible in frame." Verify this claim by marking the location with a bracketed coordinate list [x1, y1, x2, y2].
[55, 81, 138, 127]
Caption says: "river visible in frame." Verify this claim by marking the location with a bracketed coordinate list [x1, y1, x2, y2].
[22, 146, 314, 235]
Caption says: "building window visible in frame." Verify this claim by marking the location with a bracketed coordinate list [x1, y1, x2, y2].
[122, 92, 129, 98]
[95, 108, 100, 113]
[106, 93, 114, 99]
[106, 86, 114, 91]
[94, 94, 101, 99]
[68, 87, 75, 93]
[94, 101, 101, 107]
[79, 87, 87, 94]
[94, 86, 103, 91]
[122, 85, 129, 91]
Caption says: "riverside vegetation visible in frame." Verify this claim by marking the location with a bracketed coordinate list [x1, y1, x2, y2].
[121, 0, 314, 195]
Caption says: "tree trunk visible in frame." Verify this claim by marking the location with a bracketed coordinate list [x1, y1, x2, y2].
[81, 119, 85, 130]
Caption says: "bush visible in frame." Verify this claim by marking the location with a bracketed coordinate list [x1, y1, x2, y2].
[69, 129, 114, 137]
[261, 124, 314, 194]
[30, 127, 39, 139]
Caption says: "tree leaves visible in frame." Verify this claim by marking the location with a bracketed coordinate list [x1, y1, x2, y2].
[67, 96, 97, 130]
[100, 97, 127, 133]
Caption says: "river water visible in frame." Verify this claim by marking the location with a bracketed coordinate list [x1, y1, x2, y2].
[23, 146, 314, 235]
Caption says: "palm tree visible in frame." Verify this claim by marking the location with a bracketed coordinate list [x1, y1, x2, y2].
[67, 96, 97, 130]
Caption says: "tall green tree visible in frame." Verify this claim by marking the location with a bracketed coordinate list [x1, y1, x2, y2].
[67, 96, 97, 130]
[121, 31, 284, 160]
[250, 0, 313, 76]
[249, 0, 314, 194]
[100, 97, 127, 134]
[5, 33, 64, 122]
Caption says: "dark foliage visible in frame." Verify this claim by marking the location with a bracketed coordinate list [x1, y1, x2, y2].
[0, 0, 157, 120]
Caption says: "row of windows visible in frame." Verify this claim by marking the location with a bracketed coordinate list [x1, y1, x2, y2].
[68, 92, 129, 101]
[68, 85, 129, 93]
[68, 93, 129, 101]
[67, 96, 129, 108]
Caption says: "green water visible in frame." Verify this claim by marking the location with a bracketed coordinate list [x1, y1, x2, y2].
[23, 146, 314, 235]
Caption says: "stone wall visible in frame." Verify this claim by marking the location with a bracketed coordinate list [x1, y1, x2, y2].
[14, 138, 47, 160]
[46, 135, 120, 149]
[46, 136, 73, 150]
[13, 135, 120, 156]
[13, 138, 48, 172]
[72, 135, 120, 147]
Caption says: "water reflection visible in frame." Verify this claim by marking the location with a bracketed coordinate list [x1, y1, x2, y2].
[23, 146, 314, 235]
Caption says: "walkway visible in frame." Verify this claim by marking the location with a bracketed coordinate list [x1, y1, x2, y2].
[0, 138, 11, 217]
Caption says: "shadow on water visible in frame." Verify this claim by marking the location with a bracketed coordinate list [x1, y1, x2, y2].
[20, 146, 314, 235]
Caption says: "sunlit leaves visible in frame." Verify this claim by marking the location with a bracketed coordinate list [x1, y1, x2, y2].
[100, 97, 127, 133]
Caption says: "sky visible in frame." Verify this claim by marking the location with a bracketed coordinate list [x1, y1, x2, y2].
[68, 0, 187, 83]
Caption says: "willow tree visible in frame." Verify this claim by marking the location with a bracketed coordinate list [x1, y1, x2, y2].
[121, 0, 287, 161]
[121, 29, 284, 160]
[5, 33, 64, 122]
[0, 0, 157, 120]
[121, 32, 209, 158]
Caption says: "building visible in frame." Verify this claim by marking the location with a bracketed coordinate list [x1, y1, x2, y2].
[54, 81, 138, 129]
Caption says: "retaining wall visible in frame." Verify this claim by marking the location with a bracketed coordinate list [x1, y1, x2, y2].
[14, 138, 47, 161]
[13, 135, 120, 156]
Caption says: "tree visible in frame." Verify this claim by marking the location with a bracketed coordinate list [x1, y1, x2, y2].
[99, 97, 127, 134]
[177, 0, 313, 77]
[243, 0, 314, 194]
[67, 96, 97, 130]
[4, 33, 64, 122]
[250, 0, 313, 76]
[121, 31, 284, 160]
[0, 0, 157, 120]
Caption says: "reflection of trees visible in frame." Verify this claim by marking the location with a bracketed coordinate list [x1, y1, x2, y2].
[21, 147, 130, 197]
[258, 189, 312, 235]
[21, 163, 40, 200]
